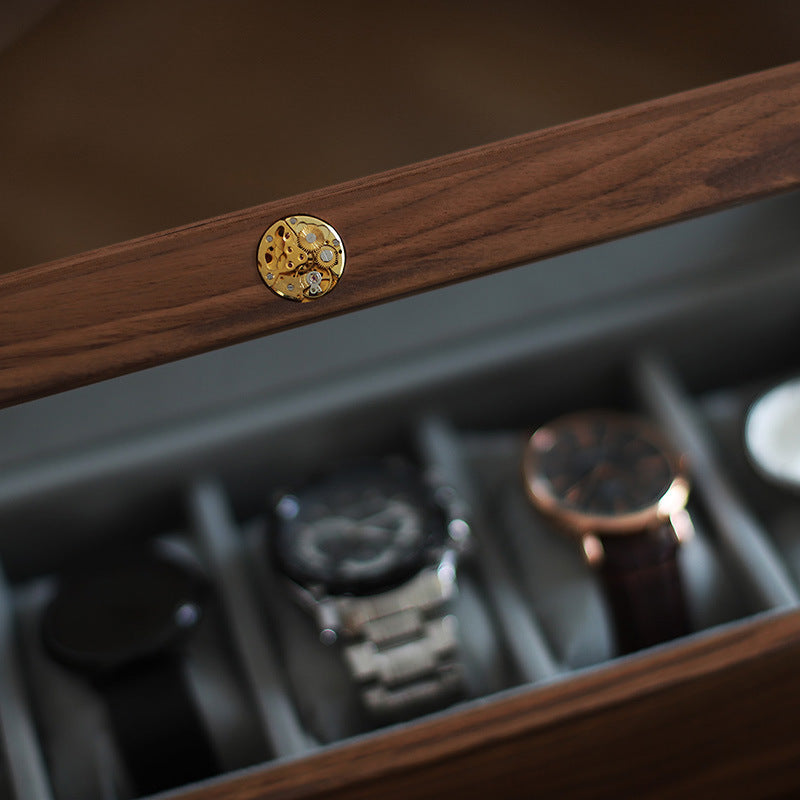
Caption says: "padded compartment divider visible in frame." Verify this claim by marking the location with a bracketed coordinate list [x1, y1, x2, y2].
[416, 418, 561, 682]
[187, 481, 312, 759]
[634, 354, 800, 610]
[0, 565, 52, 800]
[482, 436, 617, 668]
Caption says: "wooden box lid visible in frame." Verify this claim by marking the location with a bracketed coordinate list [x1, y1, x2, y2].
[1, 62, 799, 409]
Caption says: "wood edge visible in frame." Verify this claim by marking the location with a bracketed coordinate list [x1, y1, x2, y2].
[4, 59, 799, 285]
[179, 608, 800, 799]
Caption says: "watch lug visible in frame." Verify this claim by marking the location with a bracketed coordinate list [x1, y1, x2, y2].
[284, 578, 342, 634]
[315, 601, 341, 644]
[435, 549, 458, 589]
[427, 474, 473, 552]
[446, 517, 473, 553]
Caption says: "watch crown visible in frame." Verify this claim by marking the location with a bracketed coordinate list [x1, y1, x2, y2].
[580, 533, 605, 567]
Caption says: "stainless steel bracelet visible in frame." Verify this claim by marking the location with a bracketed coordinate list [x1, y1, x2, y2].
[332, 565, 463, 717]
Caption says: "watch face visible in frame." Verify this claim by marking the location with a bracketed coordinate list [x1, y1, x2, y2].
[42, 552, 207, 674]
[744, 378, 800, 489]
[272, 460, 444, 595]
[524, 412, 687, 533]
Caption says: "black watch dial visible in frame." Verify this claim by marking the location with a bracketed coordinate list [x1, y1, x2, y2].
[272, 460, 444, 595]
[530, 413, 677, 518]
[42, 551, 207, 674]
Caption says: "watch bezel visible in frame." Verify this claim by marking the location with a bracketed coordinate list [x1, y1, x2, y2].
[270, 458, 449, 597]
[523, 410, 689, 536]
[42, 549, 208, 675]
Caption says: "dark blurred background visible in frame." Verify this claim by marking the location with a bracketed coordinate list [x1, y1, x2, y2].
[1, 0, 798, 274]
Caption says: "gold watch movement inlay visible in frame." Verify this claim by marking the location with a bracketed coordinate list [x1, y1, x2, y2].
[257, 214, 345, 302]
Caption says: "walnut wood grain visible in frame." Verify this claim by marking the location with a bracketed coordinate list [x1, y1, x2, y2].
[2, 62, 800, 408]
[179, 609, 800, 800]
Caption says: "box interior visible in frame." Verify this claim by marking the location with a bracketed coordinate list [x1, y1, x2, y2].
[2, 190, 800, 798]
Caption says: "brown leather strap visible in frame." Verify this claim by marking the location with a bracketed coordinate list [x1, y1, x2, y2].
[599, 524, 690, 654]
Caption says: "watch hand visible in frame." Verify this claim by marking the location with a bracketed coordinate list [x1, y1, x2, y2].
[562, 463, 597, 498]
[356, 501, 408, 527]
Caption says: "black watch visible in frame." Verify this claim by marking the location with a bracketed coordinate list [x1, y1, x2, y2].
[41, 548, 219, 796]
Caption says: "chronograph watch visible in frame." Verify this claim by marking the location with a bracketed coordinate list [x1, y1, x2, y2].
[523, 411, 692, 654]
[271, 458, 470, 718]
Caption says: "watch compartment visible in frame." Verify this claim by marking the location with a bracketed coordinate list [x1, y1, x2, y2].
[2, 187, 800, 797]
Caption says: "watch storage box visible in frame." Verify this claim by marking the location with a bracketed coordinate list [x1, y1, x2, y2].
[1, 63, 800, 799]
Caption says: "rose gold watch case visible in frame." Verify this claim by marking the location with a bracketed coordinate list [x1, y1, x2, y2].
[522, 411, 690, 537]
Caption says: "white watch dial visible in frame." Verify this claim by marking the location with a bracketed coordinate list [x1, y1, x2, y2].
[745, 378, 800, 487]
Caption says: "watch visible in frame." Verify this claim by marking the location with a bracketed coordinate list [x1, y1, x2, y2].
[271, 457, 469, 719]
[41, 548, 219, 796]
[522, 411, 692, 654]
[744, 377, 800, 490]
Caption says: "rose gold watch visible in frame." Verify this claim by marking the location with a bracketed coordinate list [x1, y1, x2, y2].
[522, 411, 693, 654]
